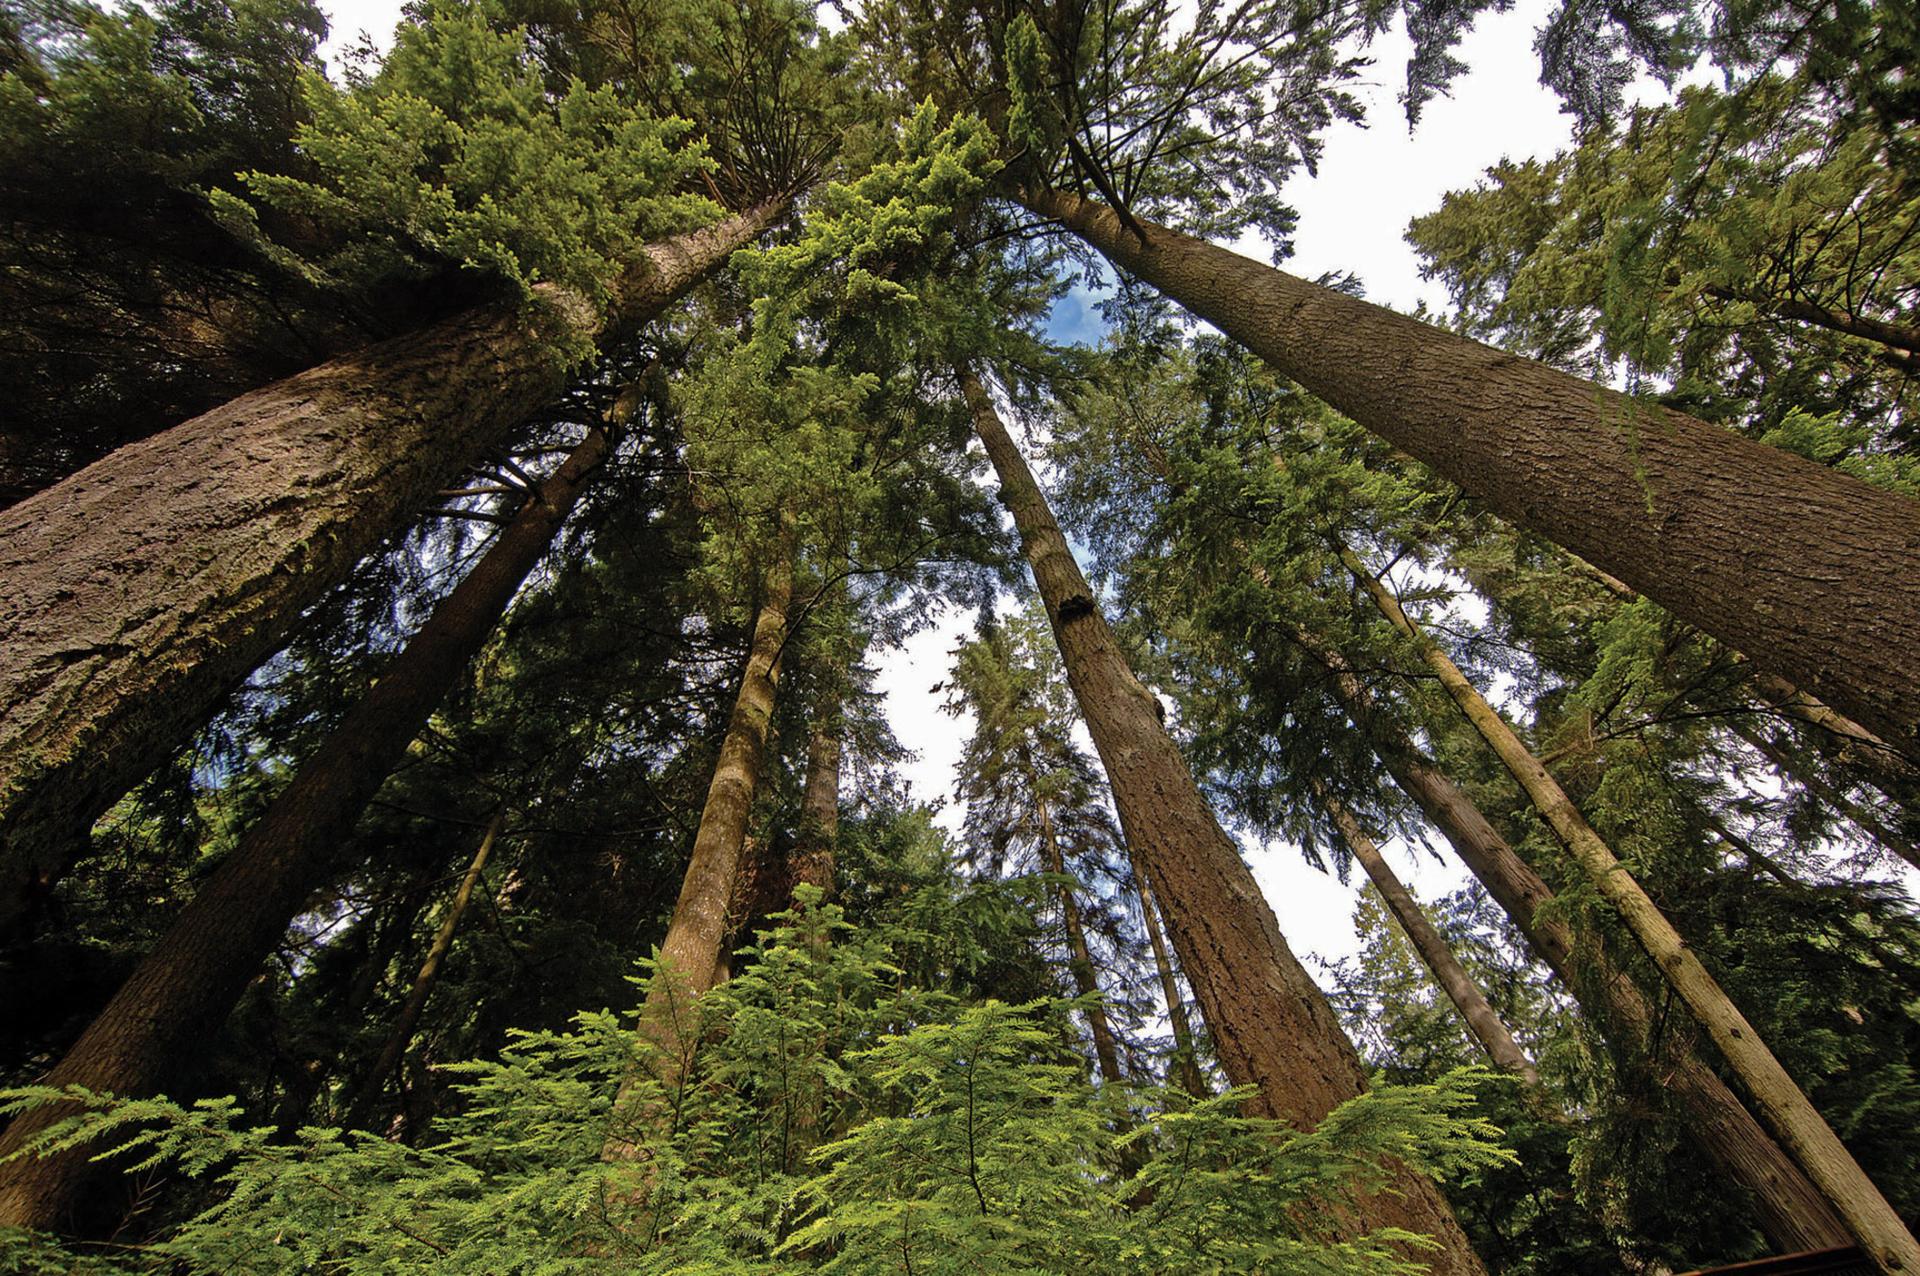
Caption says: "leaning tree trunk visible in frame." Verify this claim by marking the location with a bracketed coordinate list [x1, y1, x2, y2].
[1015, 186, 1920, 765]
[0, 430, 612, 1232]
[1726, 722, 1920, 872]
[958, 365, 1487, 1275]
[1563, 557, 1919, 832]
[1343, 552, 1917, 1272]
[1034, 790, 1124, 1085]
[604, 532, 795, 1157]
[1127, 843, 1207, 1098]
[0, 201, 786, 940]
[1315, 787, 1542, 1091]
[1298, 625, 1856, 1254]
[343, 811, 505, 1130]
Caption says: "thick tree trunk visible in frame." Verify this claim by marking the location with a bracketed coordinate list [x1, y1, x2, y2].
[1344, 554, 1917, 1272]
[958, 365, 1487, 1274]
[1317, 787, 1542, 1090]
[1127, 843, 1207, 1098]
[1299, 626, 1856, 1255]
[343, 811, 504, 1130]
[605, 535, 795, 1154]
[0, 201, 785, 940]
[1016, 186, 1920, 764]
[1727, 722, 1920, 872]
[0, 430, 611, 1232]
[1035, 794, 1124, 1085]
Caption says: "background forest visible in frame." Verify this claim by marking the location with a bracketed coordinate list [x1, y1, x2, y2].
[0, 0, 1917, 1272]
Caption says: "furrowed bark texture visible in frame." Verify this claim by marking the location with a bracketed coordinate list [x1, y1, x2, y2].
[344, 811, 504, 1129]
[1346, 558, 1918, 1272]
[1129, 844, 1207, 1098]
[1034, 792, 1124, 1085]
[1017, 187, 1920, 763]
[1301, 629, 1855, 1253]
[0, 202, 783, 939]
[0, 430, 611, 1232]
[959, 366, 1487, 1275]
[1318, 788, 1542, 1090]
[606, 539, 795, 1153]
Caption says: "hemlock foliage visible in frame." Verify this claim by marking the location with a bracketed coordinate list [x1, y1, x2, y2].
[2, 897, 1510, 1273]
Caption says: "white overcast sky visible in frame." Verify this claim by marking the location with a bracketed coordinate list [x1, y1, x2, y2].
[315, 0, 1911, 983]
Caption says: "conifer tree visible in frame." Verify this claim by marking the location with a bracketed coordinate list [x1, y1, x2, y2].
[943, 609, 1134, 1085]
[958, 365, 1490, 1273]
[0, 0, 821, 935]
[1314, 786, 1543, 1092]
[0, 422, 612, 1231]
[1045, 329, 1865, 1257]
[1344, 555, 1918, 1267]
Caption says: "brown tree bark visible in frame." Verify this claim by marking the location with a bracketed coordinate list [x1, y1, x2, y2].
[1034, 791, 1124, 1085]
[789, 705, 844, 901]
[1744, 669, 1920, 816]
[604, 532, 795, 1155]
[0, 201, 786, 940]
[342, 811, 504, 1130]
[0, 429, 611, 1233]
[1015, 186, 1920, 765]
[1299, 628, 1855, 1252]
[1343, 554, 1917, 1272]
[958, 365, 1487, 1274]
[1316, 787, 1543, 1090]
[1127, 843, 1207, 1098]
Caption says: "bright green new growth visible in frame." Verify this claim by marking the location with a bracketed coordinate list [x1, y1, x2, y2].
[238, 0, 718, 302]
[0, 895, 1509, 1273]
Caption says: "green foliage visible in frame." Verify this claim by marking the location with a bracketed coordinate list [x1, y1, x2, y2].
[242, 0, 717, 302]
[1, 900, 1509, 1273]
[1409, 76, 1920, 446]
[738, 100, 1001, 333]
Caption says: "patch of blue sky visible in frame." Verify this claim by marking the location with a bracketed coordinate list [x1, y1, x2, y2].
[1042, 281, 1110, 347]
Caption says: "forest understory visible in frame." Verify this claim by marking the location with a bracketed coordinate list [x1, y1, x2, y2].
[1, 0, 1917, 1271]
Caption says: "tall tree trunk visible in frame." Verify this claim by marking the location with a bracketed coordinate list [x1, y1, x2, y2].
[1298, 624, 1856, 1255]
[1127, 843, 1207, 1098]
[1015, 186, 1920, 764]
[1726, 722, 1920, 872]
[789, 549, 854, 903]
[1034, 791, 1124, 1085]
[0, 201, 786, 940]
[789, 718, 842, 901]
[1343, 552, 1917, 1272]
[1316, 786, 1543, 1091]
[605, 532, 795, 1156]
[958, 365, 1487, 1275]
[343, 811, 504, 1130]
[0, 429, 611, 1233]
